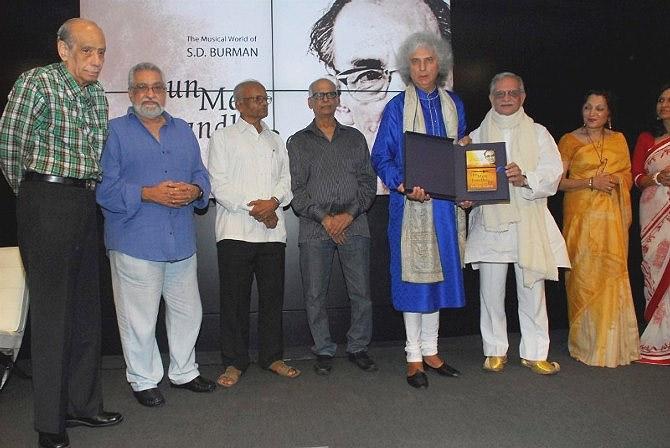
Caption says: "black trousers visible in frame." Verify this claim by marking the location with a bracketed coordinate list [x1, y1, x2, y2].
[17, 181, 103, 434]
[217, 239, 285, 370]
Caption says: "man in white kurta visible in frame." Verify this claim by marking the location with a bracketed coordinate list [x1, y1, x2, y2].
[464, 72, 569, 375]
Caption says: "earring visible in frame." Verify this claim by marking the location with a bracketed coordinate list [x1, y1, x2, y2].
[608, 118, 612, 129]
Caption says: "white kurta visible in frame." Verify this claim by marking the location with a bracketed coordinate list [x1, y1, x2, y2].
[464, 123, 570, 269]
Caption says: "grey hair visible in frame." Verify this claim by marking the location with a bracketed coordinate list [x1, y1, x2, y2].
[127, 62, 164, 90]
[308, 77, 337, 97]
[233, 79, 263, 102]
[489, 72, 525, 95]
[397, 32, 453, 86]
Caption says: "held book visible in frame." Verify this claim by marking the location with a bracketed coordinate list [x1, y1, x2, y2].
[403, 131, 509, 203]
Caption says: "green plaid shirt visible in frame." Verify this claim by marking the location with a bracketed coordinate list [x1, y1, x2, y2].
[0, 62, 108, 194]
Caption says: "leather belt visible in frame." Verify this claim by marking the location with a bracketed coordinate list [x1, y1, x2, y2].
[24, 171, 97, 191]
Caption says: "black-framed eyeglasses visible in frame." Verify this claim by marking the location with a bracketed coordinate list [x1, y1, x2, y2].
[335, 67, 397, 102]
[131, 83, 167, 94]
[310, 91, 340, 101]
[492, 89, 524, 99]
[238, 95, 272, 104]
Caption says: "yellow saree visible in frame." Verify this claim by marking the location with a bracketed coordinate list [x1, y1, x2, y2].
[559, 132, 639, 367]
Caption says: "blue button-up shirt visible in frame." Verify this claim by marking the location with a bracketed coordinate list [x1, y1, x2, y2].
[97, 108, 211, 262]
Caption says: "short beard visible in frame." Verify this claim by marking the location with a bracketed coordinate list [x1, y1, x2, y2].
[132, 102, 164, 119]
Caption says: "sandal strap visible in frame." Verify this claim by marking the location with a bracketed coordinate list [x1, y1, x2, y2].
[216, 366, 241, 387]
[269, 360, 300, 378]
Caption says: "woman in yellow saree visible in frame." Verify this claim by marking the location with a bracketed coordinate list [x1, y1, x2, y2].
[558, 91, 639, 367]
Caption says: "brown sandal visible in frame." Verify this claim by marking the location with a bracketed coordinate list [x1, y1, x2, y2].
[268, 360, 301, 379]
[216, 366, 242, 388]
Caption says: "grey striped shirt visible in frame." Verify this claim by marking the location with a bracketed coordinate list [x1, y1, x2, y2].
[287, 120, 376, 243]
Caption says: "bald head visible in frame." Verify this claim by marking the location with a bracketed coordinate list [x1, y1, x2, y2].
[57, 18, 103, 48]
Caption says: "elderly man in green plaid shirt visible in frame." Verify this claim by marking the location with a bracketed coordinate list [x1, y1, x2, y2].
[0, 18, 122, 448]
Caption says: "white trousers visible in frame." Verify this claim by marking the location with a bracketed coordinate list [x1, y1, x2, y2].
[109, 251, 202, 391]
[403, 311, 439, 362]
[479, 262, 550, 361]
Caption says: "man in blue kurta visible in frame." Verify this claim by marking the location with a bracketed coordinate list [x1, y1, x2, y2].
[96, 63, 215, 408]
[371, 32, 466, 388]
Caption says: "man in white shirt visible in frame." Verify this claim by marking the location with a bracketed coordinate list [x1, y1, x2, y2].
[208, 80, 299, 387]
[464, 72, 570, 375]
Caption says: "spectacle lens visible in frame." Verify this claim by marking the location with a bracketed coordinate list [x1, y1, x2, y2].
[311, 91, 340, 100]
[336, 67, 395, 102]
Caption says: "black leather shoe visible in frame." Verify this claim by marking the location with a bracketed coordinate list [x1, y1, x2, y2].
[314, 355, 333, 376]
[170, 375, 216, 392]
[38, 432, 69, 448]
[406, 371, 428, 389]
[423, 361, 461, 377]
[65, 411, 123, 428]
[133, 388, 165, 407]
[347, 351, 378, 372]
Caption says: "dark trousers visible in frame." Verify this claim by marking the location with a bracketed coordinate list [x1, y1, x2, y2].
[17, 181, 103, 434]
[217, 239, 285, 370]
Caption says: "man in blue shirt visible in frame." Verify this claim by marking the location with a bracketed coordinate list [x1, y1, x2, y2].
[97, 62, 215, 407]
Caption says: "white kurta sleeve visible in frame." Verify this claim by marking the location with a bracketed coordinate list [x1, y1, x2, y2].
[520, 124, 562, 201]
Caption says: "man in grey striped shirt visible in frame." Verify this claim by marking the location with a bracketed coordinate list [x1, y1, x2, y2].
[288, 78, 377, 376]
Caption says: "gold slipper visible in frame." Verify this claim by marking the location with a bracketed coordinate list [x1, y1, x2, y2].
[483, 355, 507, 372]
[216, 366, 242, 388]
[521, 358, 560, 375]
[269, 360, 301, 379]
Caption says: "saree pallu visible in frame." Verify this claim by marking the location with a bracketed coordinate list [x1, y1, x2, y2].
[639, 136, 670, 365]
[558, 132, 640, 367]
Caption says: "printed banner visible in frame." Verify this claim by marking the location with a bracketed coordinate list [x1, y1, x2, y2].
[82, 0, 452, 194]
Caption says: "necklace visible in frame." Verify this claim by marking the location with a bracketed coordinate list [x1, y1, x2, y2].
[585, 128, 607, 168]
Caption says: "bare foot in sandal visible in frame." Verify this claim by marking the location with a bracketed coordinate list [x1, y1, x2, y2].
[217, 366, 242, 388]
[269, 360, 301, 379]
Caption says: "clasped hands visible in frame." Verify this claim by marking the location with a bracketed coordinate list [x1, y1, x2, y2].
[142, 181, 201, 208]
[322, 213, 353, 245]
[248, 198, 279, 229]
[590, 172, 619, 193]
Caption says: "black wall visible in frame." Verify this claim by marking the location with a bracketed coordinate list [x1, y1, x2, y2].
[2, 1, 667, 356]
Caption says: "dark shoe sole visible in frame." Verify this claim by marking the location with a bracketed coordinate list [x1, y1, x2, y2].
[406, 371, 429, 389]
[347, 353, 379, 372]
[65, 415, 124, 428]
[423, 361, 460, 377]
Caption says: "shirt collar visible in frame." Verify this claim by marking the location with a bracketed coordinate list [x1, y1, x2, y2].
[304, 119, 347, 138]
[236, 117, 270, 134]
[416, 86, 440, 101]
[57, 62, 101, 98]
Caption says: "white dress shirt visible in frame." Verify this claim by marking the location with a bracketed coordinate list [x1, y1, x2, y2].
[208, 118, 292, 243]
[464, 123, 570, 268]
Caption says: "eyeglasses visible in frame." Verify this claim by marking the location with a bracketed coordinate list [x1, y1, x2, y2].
[335, 67, 397, 102]
[310, 91, 340, 101]
[131, 84, 167, 94]
[238, 95, 272, 104]
[492, 89, 524, 99]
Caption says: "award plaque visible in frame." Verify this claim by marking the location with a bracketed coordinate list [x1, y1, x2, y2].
[404, 132, 509, 203]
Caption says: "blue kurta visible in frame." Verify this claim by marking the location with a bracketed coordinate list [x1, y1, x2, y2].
[371, 88, 466, 312]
